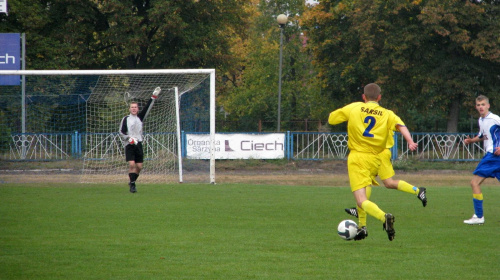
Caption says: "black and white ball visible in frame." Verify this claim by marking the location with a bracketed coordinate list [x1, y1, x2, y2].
[337, 219, 358, 241]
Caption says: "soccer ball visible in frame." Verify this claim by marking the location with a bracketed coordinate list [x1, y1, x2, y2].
[337, 219, 358, 241]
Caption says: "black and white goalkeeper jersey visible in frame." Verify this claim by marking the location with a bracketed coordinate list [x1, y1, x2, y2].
[119, 98, 154, 147]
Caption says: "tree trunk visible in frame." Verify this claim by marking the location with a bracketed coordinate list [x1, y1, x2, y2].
[446, 99, 460, 133]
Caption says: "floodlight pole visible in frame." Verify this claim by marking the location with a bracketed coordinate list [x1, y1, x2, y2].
[277, 14, 287, 132]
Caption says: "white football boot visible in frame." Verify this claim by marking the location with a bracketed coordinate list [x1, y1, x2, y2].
[463, 214, 484, 225]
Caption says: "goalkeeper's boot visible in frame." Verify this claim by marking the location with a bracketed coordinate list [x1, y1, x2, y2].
[463, 214, 484, 225]
[383, 213, 395, 241]
[354, 226, 368, 241]
[417, 187, 427, 207]
[129, 182, 137, 193]
[345, 207, 358, 218]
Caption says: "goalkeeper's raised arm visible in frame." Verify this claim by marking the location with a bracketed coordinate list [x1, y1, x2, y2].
[138, 87, 162, 121]
[118, 87, 161, 193]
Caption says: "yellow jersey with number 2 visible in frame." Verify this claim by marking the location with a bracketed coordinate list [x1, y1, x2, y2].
[328, 101, 400, 155]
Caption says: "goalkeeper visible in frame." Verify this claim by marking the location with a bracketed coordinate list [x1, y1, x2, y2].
[119, 87, 161, 193]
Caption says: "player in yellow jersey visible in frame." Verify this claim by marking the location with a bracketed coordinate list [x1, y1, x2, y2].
[345, 114, 427, 227]
[344, 118, 427, 235]
[328, 83, 401, 241]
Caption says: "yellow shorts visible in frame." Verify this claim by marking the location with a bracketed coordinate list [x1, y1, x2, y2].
[378, 149, 395, 180]
[347, 151, 380, 192]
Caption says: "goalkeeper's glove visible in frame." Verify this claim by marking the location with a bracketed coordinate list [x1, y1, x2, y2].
[128, 137, 138, 145]
[152, 87, 161, 99]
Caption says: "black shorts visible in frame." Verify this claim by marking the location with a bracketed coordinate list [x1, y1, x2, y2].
[125, 142, 144, 163]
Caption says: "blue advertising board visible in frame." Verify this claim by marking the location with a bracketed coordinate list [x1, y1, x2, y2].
[0, 33, 21, 85]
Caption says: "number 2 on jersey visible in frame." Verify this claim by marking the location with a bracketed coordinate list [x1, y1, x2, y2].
[363, 116, 376, 137]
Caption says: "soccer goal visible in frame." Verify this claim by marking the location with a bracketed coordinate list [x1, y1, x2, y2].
[0, 69, 216, 184]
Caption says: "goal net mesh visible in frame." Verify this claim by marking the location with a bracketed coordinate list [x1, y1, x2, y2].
[0, 70, 213, 184]
[84, 73, 211, 184]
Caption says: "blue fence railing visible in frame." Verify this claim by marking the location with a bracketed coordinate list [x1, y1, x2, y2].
[3, 131, 483, 162]
[289, 132, 483, 161]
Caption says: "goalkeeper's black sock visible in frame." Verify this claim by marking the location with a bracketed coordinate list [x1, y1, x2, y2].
[129, 173, 139, 183]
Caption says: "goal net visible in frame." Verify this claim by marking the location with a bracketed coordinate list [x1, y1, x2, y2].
[0, 70, 216, 184]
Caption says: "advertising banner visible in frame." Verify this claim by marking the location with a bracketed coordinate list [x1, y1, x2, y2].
[186, 133, 285, 159]
[0, 33, 20, 85]
[0, 0, 7, 14]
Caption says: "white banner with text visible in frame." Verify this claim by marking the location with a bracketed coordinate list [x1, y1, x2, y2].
[186, 133, 285, 159]
[0, 0, 7, 14]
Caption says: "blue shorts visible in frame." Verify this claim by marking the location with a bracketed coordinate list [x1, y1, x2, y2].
[473, 153, 500, 181]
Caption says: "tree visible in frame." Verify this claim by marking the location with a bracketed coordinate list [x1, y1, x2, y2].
[0, 0, 254, 133]
[0, 0, 96, 69]
[220, 0, 331, 132]
[0, 0, 250, 71]
[302, 0, 500, 132]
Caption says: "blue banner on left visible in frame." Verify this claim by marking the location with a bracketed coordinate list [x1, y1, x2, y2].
[0, 33, 21, 85]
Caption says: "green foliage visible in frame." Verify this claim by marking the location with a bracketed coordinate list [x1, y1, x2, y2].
[0, 110, 12, 148]
[0, 0, 249, 70]
[1, 184, 499, 279]
[221, 0, 332, 132]
[2, 0, 499, 132]
[302, 0, 500, 132]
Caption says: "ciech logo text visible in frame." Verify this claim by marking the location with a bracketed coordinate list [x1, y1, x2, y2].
[239, 140, 283, 151]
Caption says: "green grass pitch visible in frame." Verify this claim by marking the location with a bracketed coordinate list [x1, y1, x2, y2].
[1, 183, 499, 279]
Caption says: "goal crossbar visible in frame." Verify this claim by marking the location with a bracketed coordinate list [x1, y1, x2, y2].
[0, 69, 214, 75]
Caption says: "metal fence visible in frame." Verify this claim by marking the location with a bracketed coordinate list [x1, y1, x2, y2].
[8, 132, 78, 160]
[289, 132, 483, 161]
[4, 132, 177, 161]
[3, 132, 484, 162]
[288, 132, 349, 160]
[397, 133, 483, 161]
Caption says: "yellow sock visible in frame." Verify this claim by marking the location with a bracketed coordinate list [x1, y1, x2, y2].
[397, 180, 418, 195]
[357, 206, 367, 227]
[361, 200, 386, 222]
[357, 186, 371, 227]
[473, 193, 483, 200]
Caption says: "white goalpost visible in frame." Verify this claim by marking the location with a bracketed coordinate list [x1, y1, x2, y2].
[0, 69, 216, 184]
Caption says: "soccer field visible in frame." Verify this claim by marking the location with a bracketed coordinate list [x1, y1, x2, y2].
[0, 183, 498, 279]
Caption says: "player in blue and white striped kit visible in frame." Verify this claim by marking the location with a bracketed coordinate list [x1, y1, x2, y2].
[119, 87, 161, 193]
[463, 95, 500, 225]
